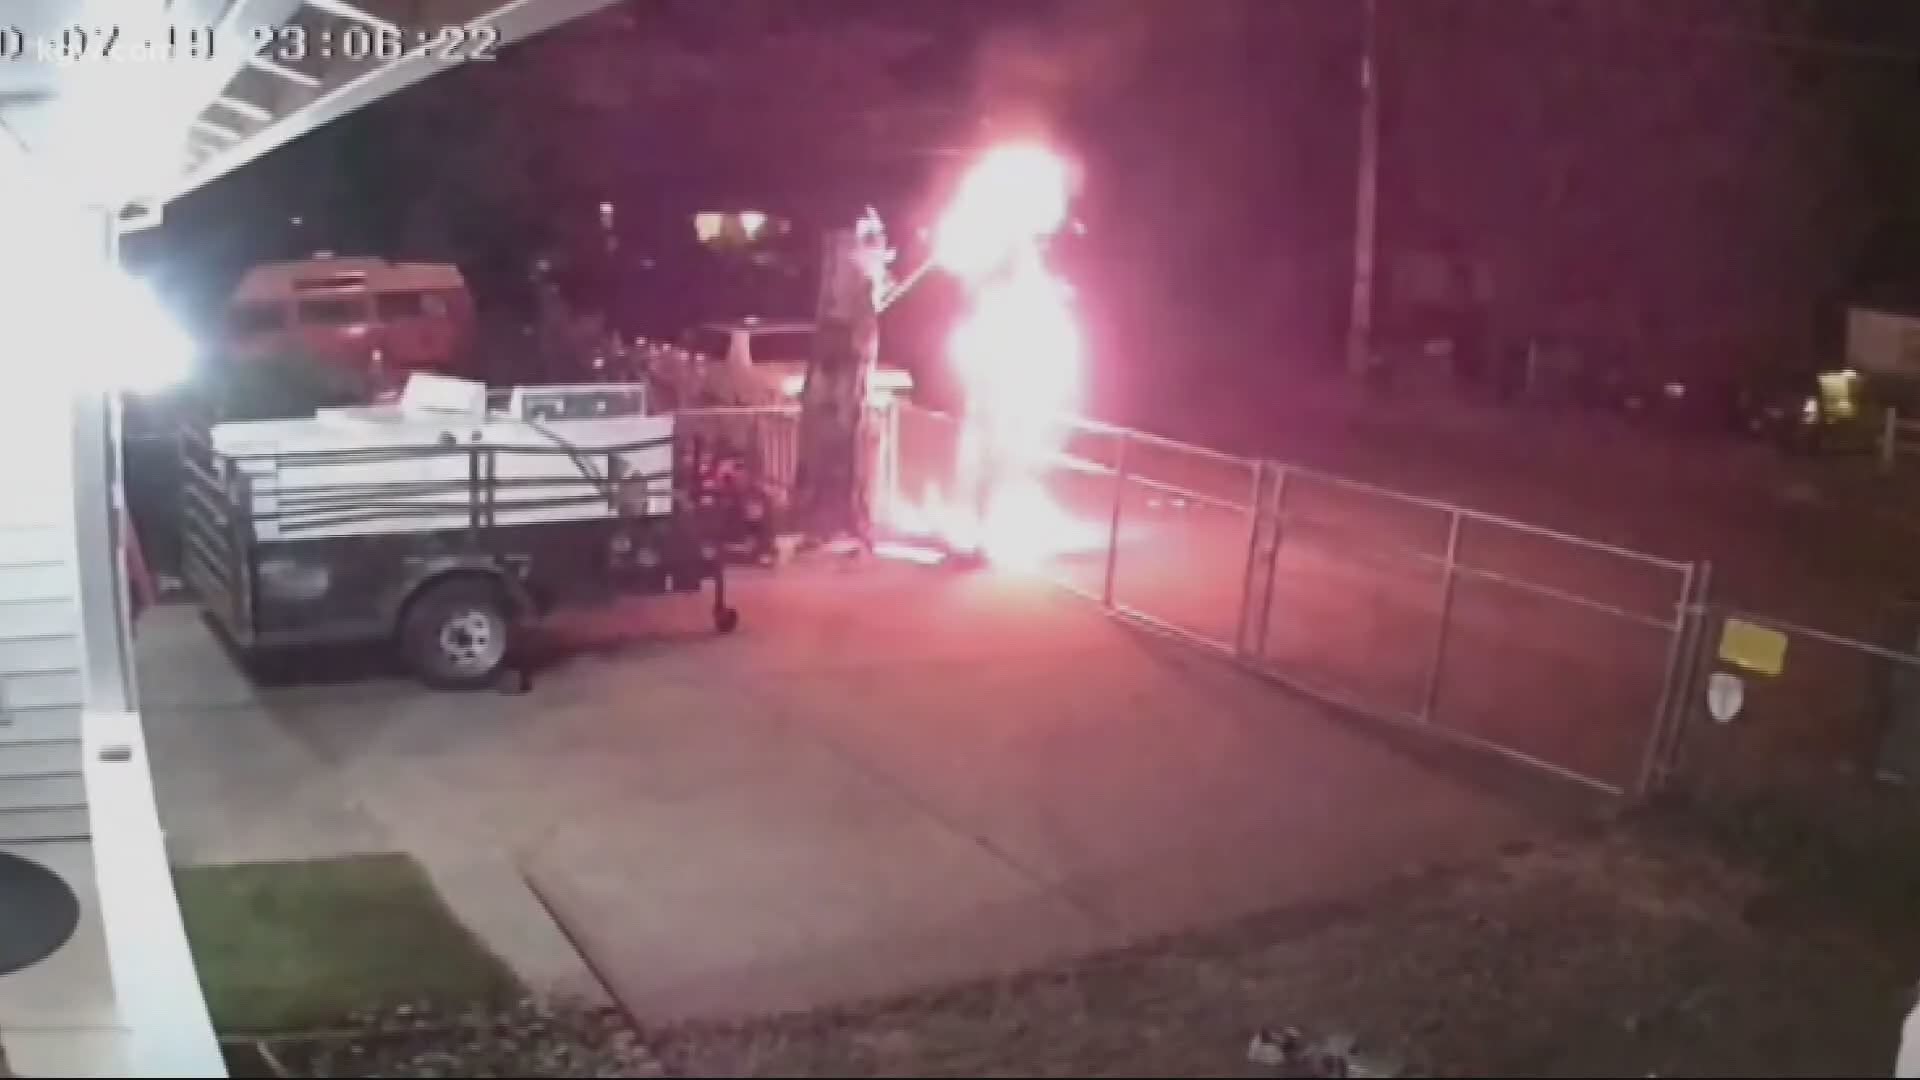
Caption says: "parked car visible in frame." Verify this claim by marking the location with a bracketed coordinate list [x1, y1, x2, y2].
[682, 318, 914, 404]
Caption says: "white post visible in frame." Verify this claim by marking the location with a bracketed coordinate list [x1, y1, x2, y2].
[1899, 989, 1920, 1078]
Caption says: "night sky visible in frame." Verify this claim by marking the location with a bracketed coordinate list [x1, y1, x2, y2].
[138, 0, 1920, 431]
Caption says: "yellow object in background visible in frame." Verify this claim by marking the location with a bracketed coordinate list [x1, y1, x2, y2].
[1817, 369, 1861, 421]
[1719, 618, 1788, 677]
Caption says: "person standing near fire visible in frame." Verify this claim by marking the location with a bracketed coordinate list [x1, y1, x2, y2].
[947, 241, 1080, 554]
[929, 143, 1080, 560]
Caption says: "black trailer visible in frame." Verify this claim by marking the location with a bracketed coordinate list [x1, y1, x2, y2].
[179, 393, 738, 688]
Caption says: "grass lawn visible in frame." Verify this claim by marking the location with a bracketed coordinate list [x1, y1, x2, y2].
[175, 853, 520, 1034]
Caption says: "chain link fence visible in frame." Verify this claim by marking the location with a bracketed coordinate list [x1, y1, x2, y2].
[887, 403, 1700, 795]
[1250, 467, 1698, 794]
[1666, 604, 1920, 797]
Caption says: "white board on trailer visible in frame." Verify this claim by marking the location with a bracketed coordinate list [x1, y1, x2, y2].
[209, 411, 677, 541]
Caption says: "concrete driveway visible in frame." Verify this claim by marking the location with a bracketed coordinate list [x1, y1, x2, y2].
[138, 560, 1553, 1021]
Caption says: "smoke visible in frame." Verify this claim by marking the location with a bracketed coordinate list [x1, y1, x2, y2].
[966, 1, 1155, 137]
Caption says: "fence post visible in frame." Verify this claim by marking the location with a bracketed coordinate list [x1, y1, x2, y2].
[1101, 431, 1129, 610]
[865, 403, 893, 523]
[1638, 561, 1699, 796]
[1252, 465, 1290, 660]
[1883, 406, 1899, 475]
[1233, 461, 1268, 657]
[778, 408, 798, 503]
[884, 402, 901, 520]
[1418, 510, 1464, 724]
[1640, 560, 1713, 796]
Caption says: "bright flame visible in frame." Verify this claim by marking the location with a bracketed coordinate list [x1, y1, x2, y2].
[872, 540, 949, 566]
[888, 143, 1099, 568]
[888, 475, 1103, 571]
[973, 476, 1105, 569]
[933, 143, 1071, 279]
[0, 156, 195, 396]
[950, 253, 1078, 435]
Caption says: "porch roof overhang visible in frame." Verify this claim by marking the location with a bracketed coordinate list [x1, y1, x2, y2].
[0, 0, 619, 221]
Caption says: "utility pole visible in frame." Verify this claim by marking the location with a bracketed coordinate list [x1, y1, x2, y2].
[792, 212, 889, 548]
[1346, 0, 1380, 380]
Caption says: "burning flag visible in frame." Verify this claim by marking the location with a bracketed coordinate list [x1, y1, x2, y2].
[933, 143, 1071, 279]
[886, 142, 1100, 567]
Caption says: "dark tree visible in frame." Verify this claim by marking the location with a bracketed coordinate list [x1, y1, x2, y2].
[791, 218, 889, 544]
[1383, 0, 1864, 374]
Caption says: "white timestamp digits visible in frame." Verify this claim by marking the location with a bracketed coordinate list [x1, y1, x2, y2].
[0, 24, 218, 64]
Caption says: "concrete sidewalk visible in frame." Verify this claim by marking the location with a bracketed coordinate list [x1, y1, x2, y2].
[137, 560, 1552, 1022]
[135, 609, 608, 1004]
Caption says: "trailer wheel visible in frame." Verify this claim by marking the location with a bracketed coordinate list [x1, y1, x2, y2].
[401, 579, 512, 690]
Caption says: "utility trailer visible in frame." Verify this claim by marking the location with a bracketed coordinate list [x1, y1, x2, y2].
[181, 375, 739, 688]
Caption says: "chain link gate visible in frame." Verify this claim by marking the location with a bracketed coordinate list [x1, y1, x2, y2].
[1237, 465, 1701, 796]
[881, 402, 1702, 797]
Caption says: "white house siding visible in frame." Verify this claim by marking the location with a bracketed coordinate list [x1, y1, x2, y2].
[0, 374, 87, 841]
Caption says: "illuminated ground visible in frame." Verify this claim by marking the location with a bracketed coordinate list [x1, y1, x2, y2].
[135, 560, 1561, 1023]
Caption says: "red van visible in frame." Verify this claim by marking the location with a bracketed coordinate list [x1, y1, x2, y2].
[227, 255, 477, 388]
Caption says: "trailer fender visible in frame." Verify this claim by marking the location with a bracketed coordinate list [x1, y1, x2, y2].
[383, 558, 534, 634]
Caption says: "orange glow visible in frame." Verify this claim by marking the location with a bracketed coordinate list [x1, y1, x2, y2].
[974, 476, 1105, 569]
[872, 540, 950, 566]
[933, 143, 1071, 279]
[888, 482, 975, 554]
[887, 143, 1099, 568]
[950, 253, 1078, 431]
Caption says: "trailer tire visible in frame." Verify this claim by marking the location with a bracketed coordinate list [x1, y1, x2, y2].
[401, 578, 513, 690]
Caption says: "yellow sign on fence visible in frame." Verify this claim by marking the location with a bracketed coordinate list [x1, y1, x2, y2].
[1718, 618, 1788, 677]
